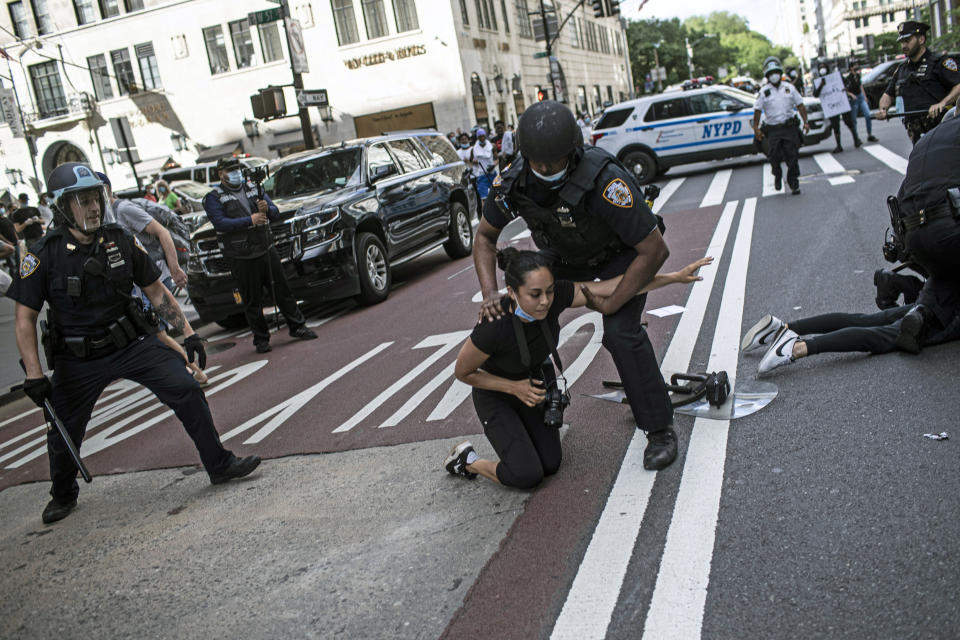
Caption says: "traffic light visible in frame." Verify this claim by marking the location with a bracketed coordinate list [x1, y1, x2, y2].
[250, 87, 286, 120]
[537, 88, 547, 101]
[607, 0, 620, 16]
[591, 0, 604, 18]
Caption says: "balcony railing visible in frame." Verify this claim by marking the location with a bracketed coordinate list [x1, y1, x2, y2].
[845, 0, 912, 20]
[22, 92, 94, 124]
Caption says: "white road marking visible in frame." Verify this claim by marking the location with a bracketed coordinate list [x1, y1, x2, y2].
[652, 177, 686, 213]
[472, 288, 507, 303]
[813, 153, 855, 185]
[699, 169, 732, 208]
[761, 164, 784, 197]
[864, 144, 908, 174]
[306, 309, 348, 328]
[333, 332, 469, 433]
[643, 197, 757, 640]
[0, 406, 41, 430]
[550, 201, 739, 640]
[447, 264, 475, 280]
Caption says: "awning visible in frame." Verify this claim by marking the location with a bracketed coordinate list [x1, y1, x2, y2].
[268, 129, 307, 151]
[195, 140, 242, 163]
[134, 155, 176, 180]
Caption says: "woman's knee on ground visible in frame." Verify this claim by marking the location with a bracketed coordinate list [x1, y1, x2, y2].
[499, 459, 546, 490]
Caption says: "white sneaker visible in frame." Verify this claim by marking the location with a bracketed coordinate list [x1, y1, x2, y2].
[444, 441, 477, 479]
[758, 328, 799, 375]
[741, 314, 785, 353]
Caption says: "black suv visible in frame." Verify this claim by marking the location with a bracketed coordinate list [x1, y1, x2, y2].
[186, 131, 477, 327]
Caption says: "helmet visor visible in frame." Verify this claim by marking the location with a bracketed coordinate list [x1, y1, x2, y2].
[64, 186, 107, 233]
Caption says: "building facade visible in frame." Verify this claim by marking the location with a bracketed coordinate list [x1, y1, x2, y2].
[0, 0, 629, 194]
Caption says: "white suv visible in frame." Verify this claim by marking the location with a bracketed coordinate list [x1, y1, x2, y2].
[590, 86, 831, 183]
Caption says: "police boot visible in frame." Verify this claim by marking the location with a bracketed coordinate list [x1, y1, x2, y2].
[42, 498, 77, 524]
[895, 304, 931, 355]
[209, 454, 262, 485]
[643, 426, 677, 471]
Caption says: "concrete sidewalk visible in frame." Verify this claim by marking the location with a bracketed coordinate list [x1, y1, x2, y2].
[0, 437, 520, 640]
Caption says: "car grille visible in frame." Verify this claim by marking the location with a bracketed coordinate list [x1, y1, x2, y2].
[196, 222, 295, 278]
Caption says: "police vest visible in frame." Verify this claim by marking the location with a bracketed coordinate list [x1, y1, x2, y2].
[40, 224, 136, 336]
[210, 183, 271, 259]
[496, 147, 626, 267]
[894, 51, 950, 113]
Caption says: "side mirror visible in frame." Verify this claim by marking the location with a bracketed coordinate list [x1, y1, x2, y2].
[723, 103, 743, 112]
[371, 164, 397, 182]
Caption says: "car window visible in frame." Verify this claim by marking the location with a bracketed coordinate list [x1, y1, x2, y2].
[162, 168, 192, 182]
[271, 149, 363, 198]
[172, 182, 212, 199]
[387, 139, 428, 173]
[594, 107, 633, 130]
[718, 88, 755, 107]
[419, 135, 460, 165]
[687, 92, 729, 115]
[367, 143, 398, 180]
[643, 98, 690, 122]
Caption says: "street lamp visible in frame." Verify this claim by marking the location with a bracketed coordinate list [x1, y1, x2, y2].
[242, 118, 260, 138]
[317, 105, 334, 123]
[170, 132, 187, 151]
[103, 148, 118, 165]
[685, 33, 716, 80]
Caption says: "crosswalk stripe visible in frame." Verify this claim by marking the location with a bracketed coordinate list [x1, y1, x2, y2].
[761, 164, 784, 197]
[652, 177, 686, 213]
[864, 144, 908, 174]
[813, 153, 855, 185]
[699, 169, 732, 208]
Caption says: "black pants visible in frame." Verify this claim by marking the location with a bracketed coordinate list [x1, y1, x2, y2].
[766, 128, 801, 190]
[473, 388, 561, 489]
[550, 251, 674, 433]
[48, 335, 232, 502]
[828, 112, 860, 147]
[231, 247, 305, 345]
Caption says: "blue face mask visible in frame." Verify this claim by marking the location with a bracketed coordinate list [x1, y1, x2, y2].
[158, 187, 167, 194]
[530, 164, 568, 189]
[514, 302, 537, 322]
[225, 170, 243, 186]
[461, 143, 470, 149]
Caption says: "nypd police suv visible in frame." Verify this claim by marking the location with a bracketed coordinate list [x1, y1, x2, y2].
[590, 85, 832, 183]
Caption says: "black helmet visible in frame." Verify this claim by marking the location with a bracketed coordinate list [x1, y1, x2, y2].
[516, 100, 581, 163]
[46, 162, 107, 234]
[762, 56, 783, 78]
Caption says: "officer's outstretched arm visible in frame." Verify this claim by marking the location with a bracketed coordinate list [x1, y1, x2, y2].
[143, 280, 194, 338]
[14, 303, 43, 379]
[474, 217, 505, 321]
[572, 256, 714, 309]
[590, 229, 669, 316]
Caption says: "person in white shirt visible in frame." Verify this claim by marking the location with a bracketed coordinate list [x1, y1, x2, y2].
[577, 114, 593, 144]
[499, 124, 516, 169]
[752, 56, 810, 195]
[456, 132, 473, 163]
[471, 128, 497, 201]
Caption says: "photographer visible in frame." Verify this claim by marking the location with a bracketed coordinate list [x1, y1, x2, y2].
[203, 157, 317, 353]
[444, 248, 711, 488]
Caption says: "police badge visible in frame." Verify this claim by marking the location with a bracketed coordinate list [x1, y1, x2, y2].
[602, 178, 634, 208]
[19, 253, 39, 278]
[944, 57, 958, 72]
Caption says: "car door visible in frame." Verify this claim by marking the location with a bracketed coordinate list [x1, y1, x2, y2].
[636, 97, 695, 160]
[686, 90, 754, 153]
[388, 138, 448, 239]
[369, 142, 421, 254]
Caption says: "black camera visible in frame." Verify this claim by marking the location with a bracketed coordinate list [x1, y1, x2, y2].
[539, 360, 570, 429]
[244, 165, 269, 186]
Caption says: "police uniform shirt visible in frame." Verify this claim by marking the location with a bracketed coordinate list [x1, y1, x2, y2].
[482, 154, 659, 250]
[203, 182, 279, 232]
[885, 50, 960, 111]
[8, 225, 160, 337]
[753, 81, 804, 125]
[897, 113, 960, 213]
[469, 280, 575, 380]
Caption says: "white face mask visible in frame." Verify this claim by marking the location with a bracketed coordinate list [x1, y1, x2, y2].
[530, 164, 568, 187]
[769, 73, 782, 84]
[819, 68, 828, 76]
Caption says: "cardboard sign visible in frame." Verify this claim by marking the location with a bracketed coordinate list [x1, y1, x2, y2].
[817, 71, 852, 119]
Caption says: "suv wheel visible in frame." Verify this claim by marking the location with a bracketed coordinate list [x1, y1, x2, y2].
[621, 150, 657, 185]
[443, 202, 473, 259]
[355, 232, 391, 305]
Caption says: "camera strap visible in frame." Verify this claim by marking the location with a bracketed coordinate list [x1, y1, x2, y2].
[511, 314, 567, 386]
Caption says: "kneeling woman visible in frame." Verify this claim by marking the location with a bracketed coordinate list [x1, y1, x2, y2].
[445, 248, 711, 489]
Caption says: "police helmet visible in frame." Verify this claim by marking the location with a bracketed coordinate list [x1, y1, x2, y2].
[46, 162, 107, 234]
[762, 56, 784, 78]
[516, 100, 581, 164]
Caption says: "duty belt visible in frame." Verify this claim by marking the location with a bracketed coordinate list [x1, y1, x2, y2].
[57, 315, 140, 359]
[902, 202, 958, 231]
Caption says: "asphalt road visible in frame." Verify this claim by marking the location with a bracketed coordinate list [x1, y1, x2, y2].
[2, 118, 958, 640]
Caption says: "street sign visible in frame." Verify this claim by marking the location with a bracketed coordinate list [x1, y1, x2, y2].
[248, 8, 282, 25]
[0, 88, 23, 138]
[286, 18, 310, 74]
[533, 51, 548, 59]
[296, 89, 328, 108]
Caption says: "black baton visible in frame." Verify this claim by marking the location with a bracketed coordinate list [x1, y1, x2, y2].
[19, 360, 92, 483]
[883, 109, 937, 119]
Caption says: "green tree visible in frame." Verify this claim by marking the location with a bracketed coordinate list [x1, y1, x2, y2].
[625, 17, 688, 91]
[872, 32, 901, 58]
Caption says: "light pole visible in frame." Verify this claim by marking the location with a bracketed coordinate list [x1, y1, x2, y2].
[685, 33, 715, 80]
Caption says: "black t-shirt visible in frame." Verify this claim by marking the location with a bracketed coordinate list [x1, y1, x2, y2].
[12, 206, 43, 242]
[0, 214, 17, 245]
[469, 280, 575, 380]
[9, 225, 160, 336]
[845, 71, 862, 95]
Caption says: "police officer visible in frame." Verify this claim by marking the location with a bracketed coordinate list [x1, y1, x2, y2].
[10, 163, 261, 524]
[753, 56, 810, 195]
[473, 100, 677, 471]
[877, 21, 960, 145]
[203, 157, 317, 353]
[890, 111, 960, 352]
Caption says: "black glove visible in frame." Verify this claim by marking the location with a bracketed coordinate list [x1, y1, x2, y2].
[23, 376, 51, 408]
[183, 334, 207, 370]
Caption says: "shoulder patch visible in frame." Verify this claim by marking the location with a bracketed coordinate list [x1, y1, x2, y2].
[602, 178, 634, 209]
[944, 57, 958, 72]
[133, 236, 149, 254]
[492, 172, 502, 188]
[19, 252, 39, 278]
